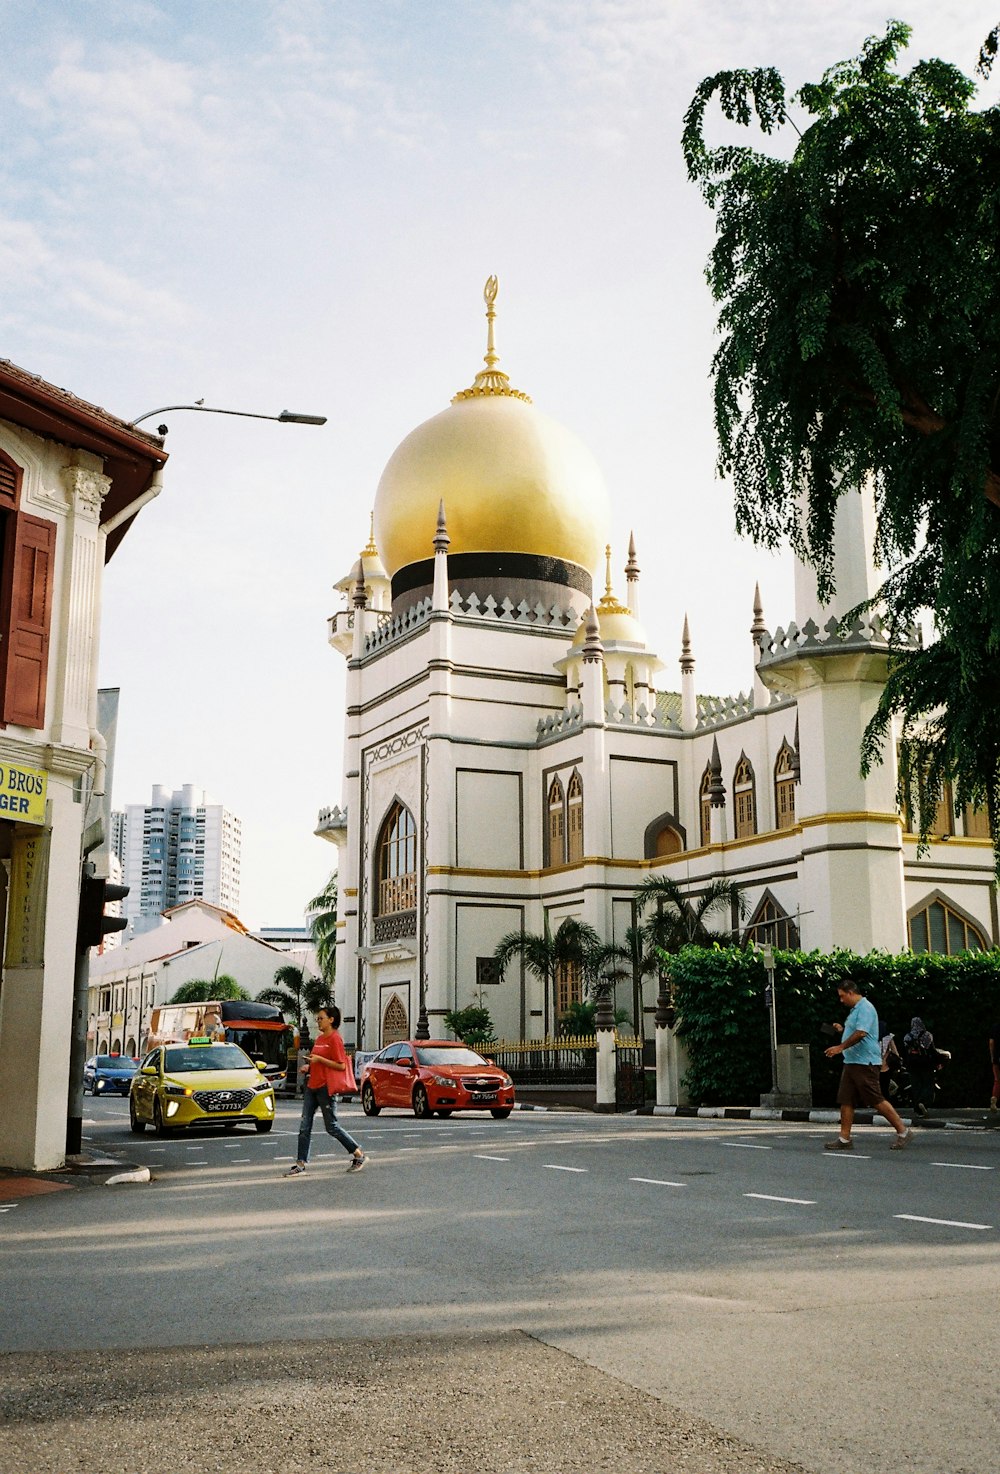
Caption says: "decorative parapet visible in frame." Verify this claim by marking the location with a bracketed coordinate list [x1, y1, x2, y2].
[363, 600, 430, 654]
[757, 613, 921, 669]
[604, 698, 679, 729]
[448, 587, 579, 629]
[696, 690, 755, 728]
[536, 703, 583, 742]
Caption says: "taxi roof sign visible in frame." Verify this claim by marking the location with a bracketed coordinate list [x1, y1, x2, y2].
[188, 1035, 212, 1045]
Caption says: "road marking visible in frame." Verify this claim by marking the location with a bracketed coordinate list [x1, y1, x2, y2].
[544, 1164, 588, 1173]
[824, 1153, 871, 1160]
[273, 1155, 294, 1161]
[629, 1177, 687, 1188]
[231, 1159, 252, 1164]
[895, 1214, 993, 1231]
[930, 1161, 994, 1171]
[148, 1148, 166, 1153]
[474, 1154, 510, 1162]
[744, 1193, 817, 1205]
[721, 1142, 771, 1150]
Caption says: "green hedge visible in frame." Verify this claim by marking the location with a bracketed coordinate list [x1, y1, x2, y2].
[669, 946, 1000, 1107]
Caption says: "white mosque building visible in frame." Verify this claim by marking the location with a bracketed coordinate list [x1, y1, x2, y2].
[317, 281, 997, 1053]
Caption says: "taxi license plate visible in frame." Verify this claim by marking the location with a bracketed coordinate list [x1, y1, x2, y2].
[213, 1102, 241, 1111]
[472, 1092, 497, 1102]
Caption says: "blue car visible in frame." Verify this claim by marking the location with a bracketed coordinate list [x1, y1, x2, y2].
[84, 1054, 138, 1096]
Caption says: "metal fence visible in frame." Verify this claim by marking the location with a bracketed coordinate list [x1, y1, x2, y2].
[614, 1037, 645, 1109]
[486, 1035, 597, 1086]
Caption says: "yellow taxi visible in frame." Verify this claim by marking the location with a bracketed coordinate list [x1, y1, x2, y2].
[129, 1037, 276, 1136]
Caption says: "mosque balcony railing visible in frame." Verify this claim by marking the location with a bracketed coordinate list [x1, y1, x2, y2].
[373, 907, 417, 944]
[756, 613, 921, 671]
[316, 804, 348, 839]
[363, 599, 432, 656]
[449, 588, 580, 629]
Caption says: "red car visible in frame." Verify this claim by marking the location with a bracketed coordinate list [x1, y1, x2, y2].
[360, 1040, 515, 1119]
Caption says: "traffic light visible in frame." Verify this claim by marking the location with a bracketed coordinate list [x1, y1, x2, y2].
[77, 862, 129, 949]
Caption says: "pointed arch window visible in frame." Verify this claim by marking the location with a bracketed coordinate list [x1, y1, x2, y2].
[555, 958, 583, 1017]
[566, 770, 584, 863]
[908, 896, 987, 955]
[547, 776, 566, 866]
[699, 765, 713, 848]
[375, 801, 417, 922]
[774, 742, 797, 831]
[743, 892, 800, 950]
[733, 754, 757, 839]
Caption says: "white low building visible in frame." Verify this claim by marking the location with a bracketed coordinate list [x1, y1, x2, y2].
[87, 899, 285, 1055]
[0, 360, 166, 1170]
[318, 282, 998, 1054]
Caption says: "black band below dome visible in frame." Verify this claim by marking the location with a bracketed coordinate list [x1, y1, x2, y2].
[392, 551, 593, 604]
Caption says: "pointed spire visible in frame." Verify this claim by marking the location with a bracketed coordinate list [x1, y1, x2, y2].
[582, 604, 604, 663]
[433, 498, 450, 553]
[452, 276, 531, 404]
[707, 736, 726, 806]
[792, 714, 801, 781]
[363, 512, 378, 558]
[751, 582, 766, 644]
[597, 543, 630, 616]
[626, 531, 639, 582]
[680, 613, 695, 673]
[352, 557, 368, 609]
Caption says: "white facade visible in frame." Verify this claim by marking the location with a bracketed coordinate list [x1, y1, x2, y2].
[122, 784, 242, 933]
[319, 289, 998, 1054]
[87, 899, 283, 1054]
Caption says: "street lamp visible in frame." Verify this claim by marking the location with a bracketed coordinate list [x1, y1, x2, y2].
[130, 403, 327, 435]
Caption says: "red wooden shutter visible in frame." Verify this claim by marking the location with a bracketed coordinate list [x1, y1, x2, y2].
[0, 451, 21, 509]
[3, 512, 55, 729]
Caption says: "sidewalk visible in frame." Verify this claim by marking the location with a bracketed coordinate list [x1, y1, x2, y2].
[0, 1330, 810, 1474]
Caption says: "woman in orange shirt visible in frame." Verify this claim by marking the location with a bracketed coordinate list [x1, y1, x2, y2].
[285, 1004, 366, 1176]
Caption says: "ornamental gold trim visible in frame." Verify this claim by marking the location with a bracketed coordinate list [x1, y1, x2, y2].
[452, 276, 532, 404]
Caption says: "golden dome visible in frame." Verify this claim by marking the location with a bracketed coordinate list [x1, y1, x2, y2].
[571, 546, 647, 648]
[372, 278, 610, 580]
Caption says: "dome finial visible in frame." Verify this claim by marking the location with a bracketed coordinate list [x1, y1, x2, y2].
[362, 511, 378, 558]
[597, 542, 629, 616]
[452, 276, 532, 404]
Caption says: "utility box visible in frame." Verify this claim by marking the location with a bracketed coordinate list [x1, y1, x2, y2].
[761, 1043, 812, 1110]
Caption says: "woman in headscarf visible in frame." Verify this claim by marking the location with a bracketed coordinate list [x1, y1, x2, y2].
[903, 1016, 938, 1117]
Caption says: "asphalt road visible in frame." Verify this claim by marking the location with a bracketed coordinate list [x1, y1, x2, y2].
[2, 1098, 998, 1474]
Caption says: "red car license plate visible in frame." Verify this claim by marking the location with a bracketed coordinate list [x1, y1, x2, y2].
[472, 1091, 497, 1102]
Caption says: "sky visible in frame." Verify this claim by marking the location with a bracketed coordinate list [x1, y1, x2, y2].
[1, 0, 995, 928]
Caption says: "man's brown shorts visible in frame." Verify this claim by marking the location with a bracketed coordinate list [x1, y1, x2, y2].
[837, 1063, 885, 1108]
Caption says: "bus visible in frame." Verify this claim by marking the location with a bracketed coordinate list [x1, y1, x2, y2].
[144, 1000, 295, 1090]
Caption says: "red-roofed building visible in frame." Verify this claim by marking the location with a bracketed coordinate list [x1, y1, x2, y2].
[0, 360, 167, 1171]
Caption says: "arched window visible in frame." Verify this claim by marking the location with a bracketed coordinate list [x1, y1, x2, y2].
[774, 742, 796, 831]
[547, 776, 565, 866]
[699, 765, 713, 848]
[743, 891, 800, 950]
[653, 824, 682, 857]
[381, 993, 408, 1044]
[555, 959, 583, 1018]
[733, 754, 757, 839]
[909, 896, 987, 955]
[375, 802, 417, 937]
[566, 770, 584, 863]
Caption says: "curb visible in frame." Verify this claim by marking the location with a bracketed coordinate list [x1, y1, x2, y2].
[648, 1105, 988, 1130]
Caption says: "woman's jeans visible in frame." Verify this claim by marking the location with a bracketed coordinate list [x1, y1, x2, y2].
[296, 1084, 361, 1162]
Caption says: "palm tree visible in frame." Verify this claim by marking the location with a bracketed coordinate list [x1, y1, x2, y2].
[256, 963, 329, 1030]
[307, 872, 338, 992]
[168, 975, 249, 1004]
[636, 875, 746, 954]
[493, 917, 602, 1036]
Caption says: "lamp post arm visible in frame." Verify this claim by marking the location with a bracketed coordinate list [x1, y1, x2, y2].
[130, 404, 326, 427]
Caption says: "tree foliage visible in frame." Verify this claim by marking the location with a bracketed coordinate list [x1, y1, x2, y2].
[684, 22, 1000, 867]
[307, 872, 338, 989]
[256, 963, 329, 1029]
[637, 875, 745, 952]
[442, 1004, 496, 1048]
[168, 975, 249, 1004]
[493, 918, 601, 1034]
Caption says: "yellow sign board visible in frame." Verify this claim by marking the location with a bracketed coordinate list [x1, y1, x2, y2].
[0, 761, 47, 825]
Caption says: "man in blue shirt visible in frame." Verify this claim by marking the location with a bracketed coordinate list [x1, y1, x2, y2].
[823, 983, 912, 1151]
